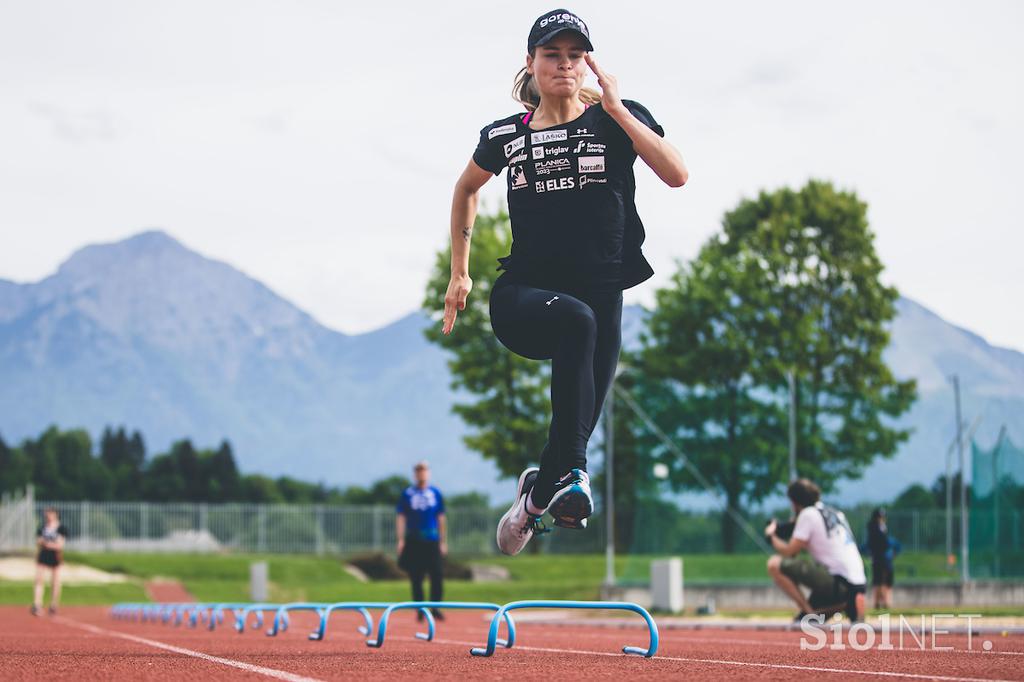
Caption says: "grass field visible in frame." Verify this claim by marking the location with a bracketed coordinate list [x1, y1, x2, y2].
[4, 551, 953, 605]
[0, 582, 147, 606]
[0, 551, 966, 607]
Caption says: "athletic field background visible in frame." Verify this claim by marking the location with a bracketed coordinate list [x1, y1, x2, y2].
[0, 551, 966, 608]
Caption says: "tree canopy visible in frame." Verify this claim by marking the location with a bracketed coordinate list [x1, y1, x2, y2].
[0, 425, 471, 506]
[637, 180, 917, 549]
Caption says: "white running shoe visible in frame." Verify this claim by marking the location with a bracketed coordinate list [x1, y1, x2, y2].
[496, 467, 548, 555]
[548, 468, 593, 529]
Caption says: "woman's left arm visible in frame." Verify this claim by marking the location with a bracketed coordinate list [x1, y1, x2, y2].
[585, 54, 688, 188]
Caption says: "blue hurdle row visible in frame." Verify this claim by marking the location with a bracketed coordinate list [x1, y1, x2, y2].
[110, 599, 659, 658]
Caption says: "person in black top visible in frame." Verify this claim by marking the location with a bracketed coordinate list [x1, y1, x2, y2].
[33, 507, 67, 616]
[863, 507, 900, 609]
[441, 9, 687, 556]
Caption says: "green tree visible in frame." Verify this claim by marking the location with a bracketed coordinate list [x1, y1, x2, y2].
[207, 440, 241, 501]
[0, 434, 31, 494]
[930, 472, 965, 509]
[590, 364, 663, 552]
[171, 441, 203, 501]
[21, 426, 112, 500]
[100, 427, 127, 470]
[240, 474, 284, 503]
[127, 432, 146, 470]
[639, 180, 917, 551]
[638, 246, 788, 551]
[891, 483, 936, 510]
[422, 207, 551, 480]
[342, 475, 411, 505]
[143, 450, 186, 501]
[275, 476, 322, 503]
[100, 427, 147, 500]
[447, 491, 490, 507]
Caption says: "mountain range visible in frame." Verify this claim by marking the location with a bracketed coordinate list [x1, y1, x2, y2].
[1, 231, 1020, 503]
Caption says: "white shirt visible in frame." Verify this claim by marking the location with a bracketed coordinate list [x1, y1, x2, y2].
[792, 502, 866, 585]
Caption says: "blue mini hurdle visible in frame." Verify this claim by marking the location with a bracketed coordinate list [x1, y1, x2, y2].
[206, 603, 258, 631]
[265, 602, 329, 637]
[233, 603, 285, 633]
[109, 597, 658, 659]
[469, 600, 658, 658]
[365, 602, 516, 650]
[308, 602, 421, 641]
[269, 602, 432, 641]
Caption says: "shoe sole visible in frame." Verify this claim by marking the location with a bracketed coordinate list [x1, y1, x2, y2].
[549, 483, 593, 529]
[495, 467, 539, 555]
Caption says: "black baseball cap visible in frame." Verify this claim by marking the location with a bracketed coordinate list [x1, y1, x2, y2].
[528, 9, 593, 52]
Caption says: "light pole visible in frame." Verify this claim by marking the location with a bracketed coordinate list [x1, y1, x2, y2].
[945, 434, 954, 568]
[945, 416, 981, 572]
[787, 370, 797, 482]
[951, 374, 969, 582]
[993, 425, 1007, 577]
[604, 379, 615, 587]
[603, 363, 628, 588]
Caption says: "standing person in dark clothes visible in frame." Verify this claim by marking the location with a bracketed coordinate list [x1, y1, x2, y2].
[440, 8, 687, 556]
[396, 461, 447, 620]
[864, 507, 900, 609]
[32, 507, 67, 616]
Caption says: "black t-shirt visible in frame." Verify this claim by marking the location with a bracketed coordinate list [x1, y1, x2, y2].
[472, 100, 663, 293]
[38, 524, 67, 545]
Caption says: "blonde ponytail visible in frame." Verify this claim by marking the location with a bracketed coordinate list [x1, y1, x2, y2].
[513, 64, 602, 112]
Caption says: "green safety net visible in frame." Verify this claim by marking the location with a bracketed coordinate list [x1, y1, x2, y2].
[970, 434, 1024, 579]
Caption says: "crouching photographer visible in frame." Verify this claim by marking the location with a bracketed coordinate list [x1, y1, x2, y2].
[765, 478, 866, 623]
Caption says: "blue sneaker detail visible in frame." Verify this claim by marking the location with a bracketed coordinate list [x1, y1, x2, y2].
[548, 468, 593, 530]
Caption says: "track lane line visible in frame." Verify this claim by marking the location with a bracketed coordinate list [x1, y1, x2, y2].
[552, 625, 1024, 656]
[54, 617, 325, 682]
[430, 637, 1017, 682]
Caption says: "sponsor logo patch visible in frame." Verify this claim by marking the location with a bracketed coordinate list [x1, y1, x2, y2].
[507, 151, 527, 165]
[581, 155, 602, 173]
[573, 140, 607, 154]
[570, 127, 595, 138]
[510, 166, 527, 190]
[579, 175, 608, 188]
[542, 145, 569, 157]
[535, 176, 576, 193]
[531, 129, 568, 144]
[532, 146, 545, 160]
[504, 135, 525, 158]
[489, 123, 518, 139]
[534, 158, 571, 176]
[578, 156, 606, 173]
[539, 13, 587, 32]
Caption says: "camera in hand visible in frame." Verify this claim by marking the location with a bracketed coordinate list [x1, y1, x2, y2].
[766, 518, 795, 541]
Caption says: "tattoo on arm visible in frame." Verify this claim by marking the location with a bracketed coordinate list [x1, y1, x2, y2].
[462, 226, 472, 243]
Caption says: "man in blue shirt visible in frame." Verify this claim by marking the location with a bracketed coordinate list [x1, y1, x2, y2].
[396, 461, 447, 618]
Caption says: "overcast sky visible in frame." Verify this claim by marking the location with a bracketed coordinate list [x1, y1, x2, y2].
[1, 1, 1021, 350]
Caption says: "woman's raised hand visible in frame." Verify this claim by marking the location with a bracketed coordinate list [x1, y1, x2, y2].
[585, 54, 624, 115]
[442, 273, 473, 335]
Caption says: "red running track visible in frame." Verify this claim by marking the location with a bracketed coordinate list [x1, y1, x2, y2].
[0, 606, 1022, 681]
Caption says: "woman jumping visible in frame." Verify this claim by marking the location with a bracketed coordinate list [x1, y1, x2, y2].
[442, 8, 687, 555]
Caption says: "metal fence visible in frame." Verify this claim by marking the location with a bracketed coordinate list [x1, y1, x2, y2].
[20, 501, 505, 555]
[1, 497, 1008, 557]
[0, 487, 35, 552]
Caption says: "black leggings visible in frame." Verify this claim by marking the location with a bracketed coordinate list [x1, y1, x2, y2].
[489, 274, 623, 508]
[404, 538, 443, 601]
